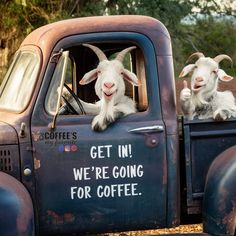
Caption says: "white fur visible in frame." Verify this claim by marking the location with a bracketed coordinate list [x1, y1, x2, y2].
[64, 46, 139, 131]
[179, 56, 236, 120]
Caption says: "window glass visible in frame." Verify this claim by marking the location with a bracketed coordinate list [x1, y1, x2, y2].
[45, 51, 70, 115]
[0, 51, 40, 112]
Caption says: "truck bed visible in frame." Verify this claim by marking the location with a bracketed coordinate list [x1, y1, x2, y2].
[181, 117, 236, 214]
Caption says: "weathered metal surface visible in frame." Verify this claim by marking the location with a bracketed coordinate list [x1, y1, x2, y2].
[166, 134, 180, 227]
[0, 121, 18, 145]
[0, 122, 20, 179]
[183, 118, 236, 216]
[0, 172, 34, 235]
[32, 118, 167, 234]
[0, 144, 20, 179]
[203, 145, 236, 236]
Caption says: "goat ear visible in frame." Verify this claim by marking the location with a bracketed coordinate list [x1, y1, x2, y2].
[217, 69, 233, 82]
[79, 69, 98, 85]
[122, 69, 140, 86]
[179, 64, 195, 78]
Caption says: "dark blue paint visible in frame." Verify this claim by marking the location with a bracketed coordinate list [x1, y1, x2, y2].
[183, 118, 236, 215]
[0, 172, 34, 236]
[31, 32, 167, 235]
[0, 188, 19, 236]
[203, 145, 236, 236]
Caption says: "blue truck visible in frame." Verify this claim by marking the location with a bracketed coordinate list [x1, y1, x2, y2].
[0, 15, 236, 236]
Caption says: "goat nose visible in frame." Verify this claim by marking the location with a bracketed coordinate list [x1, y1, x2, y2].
[104, 82, 114, 89]
[195, 76, 204, 82]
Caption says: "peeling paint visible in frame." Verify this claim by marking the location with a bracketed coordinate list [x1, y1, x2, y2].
[223, 199, 236, 235]
[34, 158, 40, 169]
[47, 210, 75, 225]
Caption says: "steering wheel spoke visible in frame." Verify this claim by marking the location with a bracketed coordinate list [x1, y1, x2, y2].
[61, 84, 86, 115]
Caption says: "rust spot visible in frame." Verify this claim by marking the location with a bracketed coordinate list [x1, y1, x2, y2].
[47, 210, 75, 225]
[163, 154, 167, 185]
[222, 199, 236, 235]
[34, 158, 40, 169]
[32, 131, 41, 142]
[64, 213, 75, 223]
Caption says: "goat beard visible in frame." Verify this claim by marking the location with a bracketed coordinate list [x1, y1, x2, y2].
[192, 91, 210, 107]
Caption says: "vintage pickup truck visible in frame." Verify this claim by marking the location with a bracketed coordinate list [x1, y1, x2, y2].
[0, 15, 236, 236]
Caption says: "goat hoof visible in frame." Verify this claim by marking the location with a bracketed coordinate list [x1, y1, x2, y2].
[115, 111, 125, 119]
[213, 109, 230, 121]
[105, 115, 115, 123]
[92, 117, 107, 132]
[214, 113, 224, 121]
[92, 124, 105, 132]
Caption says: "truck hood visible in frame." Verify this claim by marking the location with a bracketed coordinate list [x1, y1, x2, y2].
[0, 121, 18, 145]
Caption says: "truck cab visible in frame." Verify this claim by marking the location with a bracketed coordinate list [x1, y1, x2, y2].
[0, 15, 235, 236]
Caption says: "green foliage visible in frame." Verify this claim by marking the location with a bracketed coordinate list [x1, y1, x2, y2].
[1, 0, 236, 81]
[178, 18, 236, 74]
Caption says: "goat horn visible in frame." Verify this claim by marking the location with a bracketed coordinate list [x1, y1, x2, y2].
[82, 43, 107, 61]
[214, 54, 233, 66]
[186, 52, 205, 63]
[115, 46, 136, 62]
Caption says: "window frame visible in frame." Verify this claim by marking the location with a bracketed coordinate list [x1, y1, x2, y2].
[33, 32, 162, 127]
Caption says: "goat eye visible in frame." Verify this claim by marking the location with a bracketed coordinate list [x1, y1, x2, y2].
[97, 70, 101, 74]
[121, 72, 124, 75]
[194, 65, 198, 69]
[212, 70, 217, 74]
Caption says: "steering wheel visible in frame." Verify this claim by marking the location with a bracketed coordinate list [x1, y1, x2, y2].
[59, 84, 86, 115]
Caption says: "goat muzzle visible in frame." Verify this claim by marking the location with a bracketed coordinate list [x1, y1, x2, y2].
[192, 77, 205, 92]
[104, 82, 114, 89]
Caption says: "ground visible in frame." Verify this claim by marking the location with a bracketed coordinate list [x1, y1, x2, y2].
[106, 224, 203, 235]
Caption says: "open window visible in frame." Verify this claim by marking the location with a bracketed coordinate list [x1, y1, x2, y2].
[45, 43, 148, 116]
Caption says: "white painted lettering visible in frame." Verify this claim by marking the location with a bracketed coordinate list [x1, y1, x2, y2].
[73, 167, 91, 181]
[118, 144, 132, 158]
[97, 183, 140, 198]
[70, 186, 91, 199]
[112, 165, 144, 179]
[95, 166, 109, 179]
[90, 146, 97, 159]
[90, 145, 113, 159]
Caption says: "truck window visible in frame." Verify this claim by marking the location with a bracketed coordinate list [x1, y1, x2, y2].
[0, 50, 40, 112]
[45, 44, 148, 116]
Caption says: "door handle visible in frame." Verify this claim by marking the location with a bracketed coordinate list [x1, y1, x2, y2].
[128, 125, 164, 134]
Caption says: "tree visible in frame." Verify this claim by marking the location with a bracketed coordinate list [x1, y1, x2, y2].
[1, 0, 236, 82]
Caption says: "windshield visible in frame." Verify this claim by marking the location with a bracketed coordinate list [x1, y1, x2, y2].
[0, 50, 40, 112]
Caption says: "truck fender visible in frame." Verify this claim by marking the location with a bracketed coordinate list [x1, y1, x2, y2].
[203, 145, 236, 236]
[0, 172, 34, 236]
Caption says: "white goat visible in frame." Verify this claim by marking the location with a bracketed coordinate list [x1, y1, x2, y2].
[67, 44, 140, 131]
[179, 52, 236, 120]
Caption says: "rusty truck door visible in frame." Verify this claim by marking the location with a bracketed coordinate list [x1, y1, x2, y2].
[31, 33, 167, 235]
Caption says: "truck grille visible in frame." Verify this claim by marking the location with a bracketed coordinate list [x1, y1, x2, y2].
[0, 149, 12, 172]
